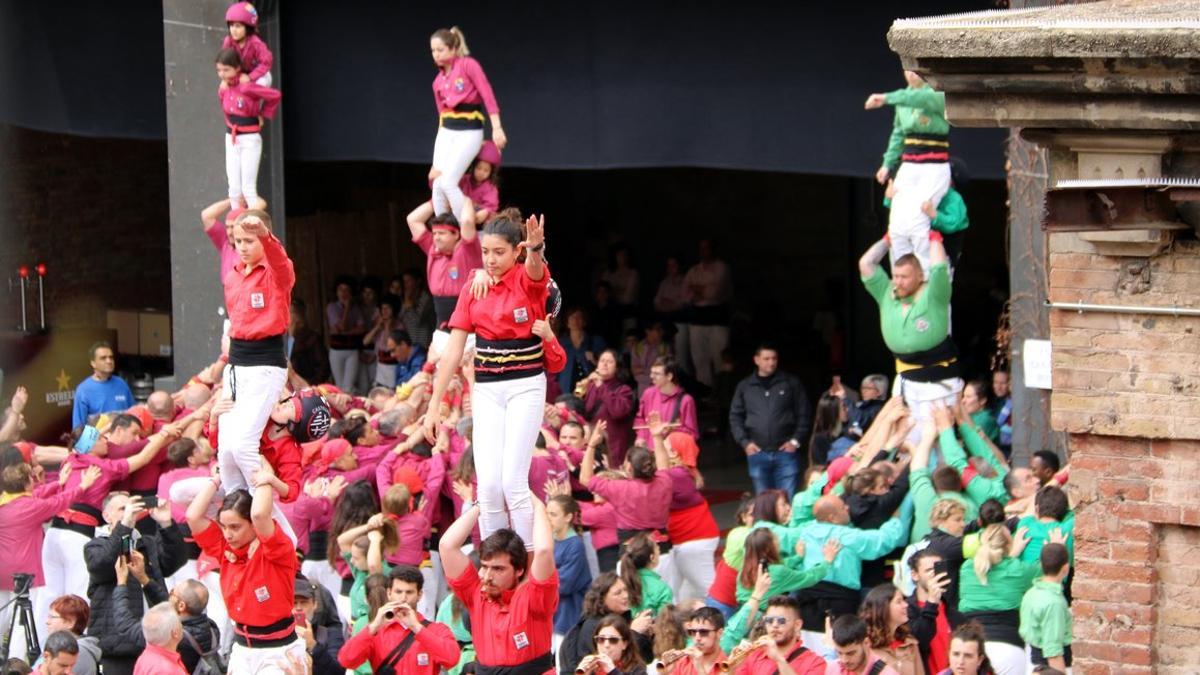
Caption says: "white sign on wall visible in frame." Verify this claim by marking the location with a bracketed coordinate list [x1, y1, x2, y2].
[1023, 338, 1053, 390]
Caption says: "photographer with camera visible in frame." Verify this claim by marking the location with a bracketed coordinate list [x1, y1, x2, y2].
[84, 493, 187, 675]
[338, 565, 459, 674]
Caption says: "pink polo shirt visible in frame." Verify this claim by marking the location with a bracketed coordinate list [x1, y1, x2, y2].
[432, 56, 500, 116]
[460, 176, 499, 214]
[206, 223, 239, 283]
[133, 643, 188, 675]
[578, 501, 618, 552]
[0, 484, 83, 588]
[157, 466, 213, 523]
[415, 230, 483, 298]
[278, 491, 331, 556]
[587, 471, 672, 531]
[109, 438, 170, 493]
[528, 452, 569, 503]
[634, 386, 699, 446]
[62, 453, 132, 511]
[386, 511, 432, 567]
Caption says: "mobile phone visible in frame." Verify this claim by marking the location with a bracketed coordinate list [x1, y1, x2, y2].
[932, 559, 950, 577]
[142, 495, 159, 509]
[760, 559, 770, 573]
[120, 534, 133, 559]
[293, 610, 308, 629]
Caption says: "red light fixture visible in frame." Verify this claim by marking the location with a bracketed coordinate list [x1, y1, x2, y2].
[17, 265, 29, 279]
[35, 263, 46, 277]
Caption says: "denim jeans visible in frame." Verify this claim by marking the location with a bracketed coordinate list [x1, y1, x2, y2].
[747, 449, 799, 497]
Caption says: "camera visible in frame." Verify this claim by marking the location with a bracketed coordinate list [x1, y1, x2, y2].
[12, 573, 33, 597]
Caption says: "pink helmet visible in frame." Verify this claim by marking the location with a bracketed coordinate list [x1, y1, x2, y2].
[476, 140, 502, 168]
[225, 2, 259, 27]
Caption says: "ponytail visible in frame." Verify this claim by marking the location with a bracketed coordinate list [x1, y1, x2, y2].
[618, 533, 656, 609]
[972, 523, 1011, 585]
[431, 26, 470, 57]
[738, 528, 779, 590]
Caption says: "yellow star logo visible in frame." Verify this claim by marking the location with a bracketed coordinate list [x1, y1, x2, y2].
[55, 369, 71, 392]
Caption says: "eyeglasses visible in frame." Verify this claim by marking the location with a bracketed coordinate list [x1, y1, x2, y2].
[762, 616, 789, 626]
[686, 628, 714, 637]
[594, 636, 623, 645]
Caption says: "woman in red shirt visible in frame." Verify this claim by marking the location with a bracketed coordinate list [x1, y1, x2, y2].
[426, 214, 562, 545]
[186, 469, 305, 671]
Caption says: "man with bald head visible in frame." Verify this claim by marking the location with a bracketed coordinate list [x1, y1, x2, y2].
[169, 579, 219, 673]
[146, 391, 177, 425]
[134, 602, 187, 674]
[792, 492, 913, 658]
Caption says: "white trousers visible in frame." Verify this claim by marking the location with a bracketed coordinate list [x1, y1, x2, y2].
[218, 364, 296, 543]
[688, 324, 728, 388]
[893, 374, 963, 446]
[431, 127, 484, 218]
[670, 537, 718, 602]
[889, 162, 951, 272]
[40, 528, 89, 618]
[329, 349, 359, 393]
[166, 560, 234, 656]
[985, 641, 1028, 675]
[301, 559, 343, 614]
[472, 373, 547, 544]
[224, 132, 263, 208]
[256, 72, 273, 88]
[228, 637, 307, 675]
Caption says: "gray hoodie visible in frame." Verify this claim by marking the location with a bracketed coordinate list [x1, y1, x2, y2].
[74, 635, 102, 675]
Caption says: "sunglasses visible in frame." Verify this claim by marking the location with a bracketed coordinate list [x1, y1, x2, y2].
[686, 628, 714, 637]
[762, 616, 790, 626]
[594, 636, 623, 645]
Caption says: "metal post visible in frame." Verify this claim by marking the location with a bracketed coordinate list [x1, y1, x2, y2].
[37, 275, 44, 330]
[18, 276, 26, 333]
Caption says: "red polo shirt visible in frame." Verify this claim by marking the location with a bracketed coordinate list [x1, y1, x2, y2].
[448, 564, 559, 666]
[194, 517, 297, 627]
[338, 614, 461, 673]
[133, 643, 188, 675]
[671, 651, 726, 675]
[448, 263, 550, 340]
[223, 233, 294, 340]
[734, 643, 826, 675]
[416, 230, 483, 298]
[260, 433, 302, 504]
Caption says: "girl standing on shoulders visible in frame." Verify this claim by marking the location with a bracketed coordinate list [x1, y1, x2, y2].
[429, 27, 505, 220]
[222, 2, 274, 86]
[216, 50, 280, 211]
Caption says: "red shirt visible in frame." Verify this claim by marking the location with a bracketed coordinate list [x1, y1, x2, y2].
[448, 565, 558, 666]
[448, 263, 550, 340]
[672, 651, 726, 675]
[338, 614, 460, 673]
[416, 230, 483, 298]
[223, 233, 294, 340]
[918, 599, 951, 675]
[194, 518, 297, 627]
[735, 643, 826, 675]
[133, 643, 188, 675]
[260, 432, 302, 504]
[107, 438, 170, 492]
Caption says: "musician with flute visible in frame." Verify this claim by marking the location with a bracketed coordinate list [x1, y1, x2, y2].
[656, 607, 726, 675]
[729, 596, 826, 675]
[574, 614, 646, 675]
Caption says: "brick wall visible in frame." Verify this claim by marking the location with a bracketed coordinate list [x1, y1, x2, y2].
[0, 123, 171, 332]
[1048, 238, 1200, 440]
[1050, 236, 1200, 673]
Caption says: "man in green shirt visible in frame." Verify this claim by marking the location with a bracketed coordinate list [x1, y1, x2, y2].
[859, 234, 962, 438]
[1019, 543, 1073, 671]
[865, 71, 952, 272]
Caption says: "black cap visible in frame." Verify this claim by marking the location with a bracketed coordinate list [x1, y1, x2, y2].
[294, 577, 316, 599]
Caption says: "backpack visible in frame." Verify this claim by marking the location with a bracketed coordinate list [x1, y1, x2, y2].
[180, 623, 227, 675]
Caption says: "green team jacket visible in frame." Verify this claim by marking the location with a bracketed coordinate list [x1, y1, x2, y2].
[881, 85, 950, 174]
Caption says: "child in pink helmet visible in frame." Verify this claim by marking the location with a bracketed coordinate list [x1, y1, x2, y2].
[222, 2, 275, 87]
[458, 140, 502, 227]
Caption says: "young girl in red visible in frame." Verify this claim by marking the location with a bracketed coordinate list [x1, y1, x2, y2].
[428, 27, 505, 221]
[222, 2, 274, 87]
[216, 49, 281, 211]
[425, 214, 561, 545]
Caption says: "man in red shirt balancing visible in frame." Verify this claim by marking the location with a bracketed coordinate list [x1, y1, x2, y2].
[439, 491, 559, 675]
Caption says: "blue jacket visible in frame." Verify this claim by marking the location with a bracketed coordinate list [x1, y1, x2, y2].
[72, 376, 135, 428]
[395, 345, 428, 385]
[553, 533, 592, 634]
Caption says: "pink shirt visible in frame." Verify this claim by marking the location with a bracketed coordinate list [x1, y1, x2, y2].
[63, 453, 132, 511]
[415, 230, 483, 298]
[0, 485, 83, 588]
[578, 501, 618, 551]
[109, 438, 170, 492]
[587, 471, 672, 531]
[386, 511, 432, 567]
[278, 491, 331, 556]
[206, 222, 239, 283]
[528, 452, 569, 503]
[221, 34, 274, 82]
[825, 655, 899, 675]
[634, 387, 699, 446]
[217, 80, 281, 122]
[460, 176, 499, 213]
[157, 466, 213, 523]
[432, 56, 500, 115]
[377, 450, 446, 526]
[133, 642, 188, 675]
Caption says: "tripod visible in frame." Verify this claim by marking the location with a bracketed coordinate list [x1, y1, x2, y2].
[0, 575, 39, 665]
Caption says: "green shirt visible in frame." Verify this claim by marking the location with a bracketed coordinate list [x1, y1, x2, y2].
[939, 427, 1009, 508]
[735, 558, 830, 603]
[909, 465, 977, 543]
[721, 600, 760, 654]
[1016, 514, 1075, 565]
[751, 521, 803, 561]
[631, 568, 674, 616]
[970, 408, 1000, 444]
[342, 551, 393, 623]
[862, 262, 951, 356]
[881, 85, 950, 173]
[1019, 580, 1072, 656]
[795, 519, 908, 590]
[436, 594, 472, 675]
[723, 525, 752, 568]
[958, 557, 1041, 613]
